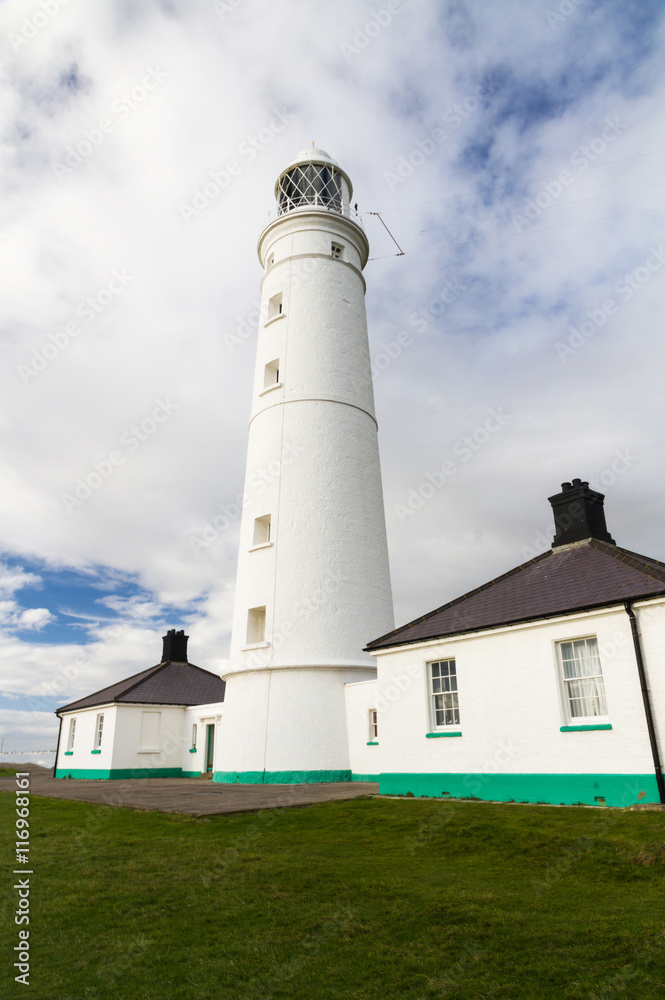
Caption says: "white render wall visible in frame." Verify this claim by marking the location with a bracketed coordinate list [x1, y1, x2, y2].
[183, 702, 223, 774]
[372, 602, 664, 780]
[344, 679, 380, 778]
[634, 599, 665, 736]
[56, 704, 117, 775]
[110, 704, 188, 773]
[56, 703, 195, 776]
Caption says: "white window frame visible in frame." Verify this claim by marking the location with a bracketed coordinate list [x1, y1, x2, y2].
[67, 717, 76, 751]
[331, 241, 344, 260]
[556, 635, 609, 724]
[368, 709, 378, 741]
[94, 713, 104, 749]
[428, 659, 460, 730]
[192, 723, 197, 749]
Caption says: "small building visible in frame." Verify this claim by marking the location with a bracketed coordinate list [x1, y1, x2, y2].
[54, 630, 225, 779]
[347, 480, 665, 807]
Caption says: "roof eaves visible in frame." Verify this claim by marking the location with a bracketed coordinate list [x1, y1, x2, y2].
[365, 590, 665, 652]
[55, 661, 167, 714]
[365, 549, 553, 650]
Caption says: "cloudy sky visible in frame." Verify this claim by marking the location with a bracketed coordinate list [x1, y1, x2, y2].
[1, 0, 664, 752]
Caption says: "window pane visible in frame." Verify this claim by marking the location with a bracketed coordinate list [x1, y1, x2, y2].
[430, 660, 459, 728]
[560, 637, 607, 718]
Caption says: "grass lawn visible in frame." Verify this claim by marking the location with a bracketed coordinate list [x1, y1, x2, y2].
[2, 792, 665, 1000]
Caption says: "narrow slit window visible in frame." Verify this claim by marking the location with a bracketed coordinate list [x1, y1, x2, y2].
[253, 514, 271, 546]
[67, 718, 76, 751]
[331, 242, 343, 259]
[369, 709, 378, 741]
[192, 724, 197, 749]
[268, 293, 283, 319]
[264, 359, 280, 388]
[94, 713, 104, 749]
[267, 253, 275, 268]
[246, 606, 266, 645]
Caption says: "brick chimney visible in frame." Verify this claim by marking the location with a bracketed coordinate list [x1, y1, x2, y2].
[548, 479, 616, 548]
[162, 629, 189, 663]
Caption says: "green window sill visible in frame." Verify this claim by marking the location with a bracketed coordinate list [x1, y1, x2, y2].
[64, 751, 73, 756]
[426, 731, 462, 738]
[366, 741, 379, 746]
[91, 749, 101, 754]
[560, 724, 612, 732]
[189, 748, 197, 753]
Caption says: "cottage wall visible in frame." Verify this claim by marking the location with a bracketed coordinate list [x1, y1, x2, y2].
[344, 679, 380, 780]
[371, 602, 664, 806]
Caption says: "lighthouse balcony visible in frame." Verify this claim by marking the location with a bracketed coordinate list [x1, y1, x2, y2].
[263, 202, 364, 229]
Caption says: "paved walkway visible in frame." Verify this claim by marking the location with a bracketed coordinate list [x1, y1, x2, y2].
[0, 764, 378, 816]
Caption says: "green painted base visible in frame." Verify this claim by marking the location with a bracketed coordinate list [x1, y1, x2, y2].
[379, 772, 661, 807]
[212, 769, 352, 785]
[55, 767, 188, 780]
[352, 773, 380, 782]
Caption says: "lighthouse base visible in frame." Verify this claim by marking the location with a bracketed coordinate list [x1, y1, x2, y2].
[214, 665, 374, 782]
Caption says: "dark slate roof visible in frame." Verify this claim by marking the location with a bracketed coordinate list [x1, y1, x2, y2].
[366, 539, 665, 651]
[56, 661, 226, 714]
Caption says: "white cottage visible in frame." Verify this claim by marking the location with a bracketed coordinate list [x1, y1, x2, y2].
[348, 480, 665, 808]
[54, 630, 226, 780]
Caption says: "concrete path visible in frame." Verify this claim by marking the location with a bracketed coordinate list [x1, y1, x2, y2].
[0, 763, 378, 816]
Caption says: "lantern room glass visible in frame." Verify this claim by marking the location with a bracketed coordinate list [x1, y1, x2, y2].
[277, 163, 343, 215]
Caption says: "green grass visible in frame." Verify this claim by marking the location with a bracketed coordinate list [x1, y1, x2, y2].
[2, 793, 665, 999]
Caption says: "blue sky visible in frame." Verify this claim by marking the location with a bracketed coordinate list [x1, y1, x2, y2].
[1, 0, 665, 750]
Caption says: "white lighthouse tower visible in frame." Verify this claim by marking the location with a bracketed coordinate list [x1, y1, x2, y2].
[216, 148, 394, 783]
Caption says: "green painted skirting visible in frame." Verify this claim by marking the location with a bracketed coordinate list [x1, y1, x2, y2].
[212, 769, 352, 785]
[379, 772, 661, 807]
[560, 724, 613, 732]
[181, 770, 201, 778]
[426, 732, 462, 738]
[352, 773, 380, 782]
[55, 767, 187, 780]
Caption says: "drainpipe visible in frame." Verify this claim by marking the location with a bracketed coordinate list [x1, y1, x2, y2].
[53, 713, 62, 778]
[624, 601, 665, 804]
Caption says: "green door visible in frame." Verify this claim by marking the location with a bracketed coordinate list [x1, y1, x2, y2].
[205, 724, 215, 773]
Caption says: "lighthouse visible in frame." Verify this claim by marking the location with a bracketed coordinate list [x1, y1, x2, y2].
[215, 148, 394, 783]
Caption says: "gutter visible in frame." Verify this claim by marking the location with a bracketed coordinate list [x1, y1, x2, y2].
[624, 601, 665, 804]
